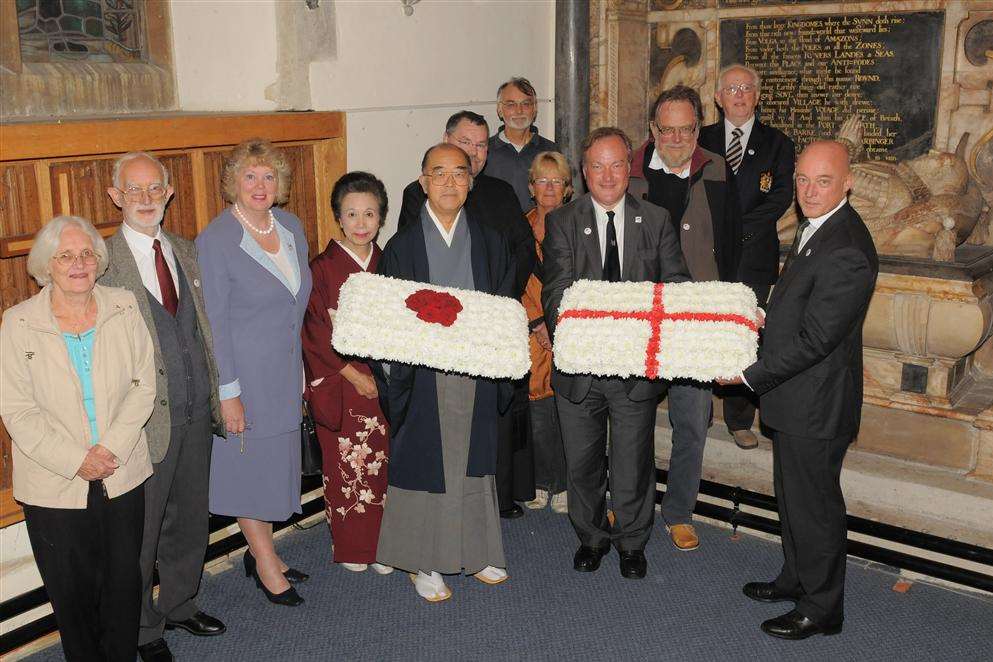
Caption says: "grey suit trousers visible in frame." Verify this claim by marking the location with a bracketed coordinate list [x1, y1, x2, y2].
[555, 378, 659, 551]
[138, 413, 212, 645]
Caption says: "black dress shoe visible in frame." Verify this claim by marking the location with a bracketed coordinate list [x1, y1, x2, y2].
[742, 581, 798, 604]
[618, 550, 647, 579]
[245, 549, 309, 584]
[761, 609, 842, 640]
[500, 504, 524, 519]
[138, 638, 174, 662]
[165, 610, 226, 636]
[573, 545, 609, 572]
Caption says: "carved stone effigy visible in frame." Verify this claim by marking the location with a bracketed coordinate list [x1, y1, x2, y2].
[776, 115, 991, 262]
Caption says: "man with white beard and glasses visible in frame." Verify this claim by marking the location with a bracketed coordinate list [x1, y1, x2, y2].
[102, 152, 225, 662]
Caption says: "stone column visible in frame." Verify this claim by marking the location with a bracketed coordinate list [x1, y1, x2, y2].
[602, 1, 651, 144]
[555, 0, 590, 193]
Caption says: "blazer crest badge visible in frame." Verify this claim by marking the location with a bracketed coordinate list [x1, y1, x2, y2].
[759, 171, 773, 193]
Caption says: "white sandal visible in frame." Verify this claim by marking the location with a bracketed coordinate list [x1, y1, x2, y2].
[524, 489, 549, 509]
[410, 571, 452, 602]
[341, 562, 368, 572]
[370, 563, 394, 575]
[474, 565, 509, 585]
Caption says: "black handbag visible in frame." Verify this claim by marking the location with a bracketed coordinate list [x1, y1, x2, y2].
[301, 401, 323, 477]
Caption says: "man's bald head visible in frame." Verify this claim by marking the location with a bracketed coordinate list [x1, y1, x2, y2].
[795, 140, 853, 219]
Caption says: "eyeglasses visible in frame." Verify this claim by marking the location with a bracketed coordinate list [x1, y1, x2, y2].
[425, 170, 470, 185]
[500, 99, 536, 111]
[453, 137, 488, 152]
[720, 83, 756, 95]
[532, 177, 566, 187]
[653, 122, 698, 139]
[53, 249, 100, 267]
[119, 184, 167, 201]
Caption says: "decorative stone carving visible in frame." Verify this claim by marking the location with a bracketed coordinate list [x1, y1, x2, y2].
[777, 115, 989, 261]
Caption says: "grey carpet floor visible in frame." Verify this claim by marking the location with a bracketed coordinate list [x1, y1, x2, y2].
[24, 507, 993, 661]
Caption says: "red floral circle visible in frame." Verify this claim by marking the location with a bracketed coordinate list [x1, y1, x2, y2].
[405, 289, 463, 327]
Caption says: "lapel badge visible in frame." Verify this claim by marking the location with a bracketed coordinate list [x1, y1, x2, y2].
[805, 249, 812, 257]
[634, 216, 642, 224]
[25, 351, 34, 360]
[584, 227, 592, 236]
[193, 278, 200, 288]
[747, 148, 755, 156]
[759, 171, 773, 193]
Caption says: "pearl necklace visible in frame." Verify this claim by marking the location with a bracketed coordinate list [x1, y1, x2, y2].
[233, 203, 275, 235]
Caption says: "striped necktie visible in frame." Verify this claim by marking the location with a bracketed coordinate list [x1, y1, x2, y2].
[727, 127, 744, 174]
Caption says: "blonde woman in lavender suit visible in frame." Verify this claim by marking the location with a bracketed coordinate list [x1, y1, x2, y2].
[196, 139, 312, 606]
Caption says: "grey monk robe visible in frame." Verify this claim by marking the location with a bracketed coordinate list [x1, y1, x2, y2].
[374, 205, 515, 574]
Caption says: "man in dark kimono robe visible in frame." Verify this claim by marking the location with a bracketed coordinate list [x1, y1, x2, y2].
[374, 144, 515, 602]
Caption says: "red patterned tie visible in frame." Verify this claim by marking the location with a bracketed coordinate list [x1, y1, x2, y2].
[153, 239, 178, 316]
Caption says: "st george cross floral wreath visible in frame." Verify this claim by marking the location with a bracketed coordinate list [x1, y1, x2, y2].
[552, 280, 760, 381]
[332, 272, 531, 380]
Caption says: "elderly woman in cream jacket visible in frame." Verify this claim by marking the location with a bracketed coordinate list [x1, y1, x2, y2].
[0, 215, 155, 662]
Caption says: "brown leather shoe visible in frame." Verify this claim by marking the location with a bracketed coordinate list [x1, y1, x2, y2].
[666, 523, 700, 551]
[731, 429, 759, 449]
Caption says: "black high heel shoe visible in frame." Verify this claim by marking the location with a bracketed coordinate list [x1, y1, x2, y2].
[244, 550, 310, 584]
[253, 570, 304, 606]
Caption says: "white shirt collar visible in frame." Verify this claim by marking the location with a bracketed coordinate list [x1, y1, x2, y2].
[797, 198, 848, 251]
[590, 197, 625, 272]
[724, 114, 756, 152]
[806, 198, 848, 227]
[648, 148, 690, 179]
[336, 240, 373, 271]
[120, 219, 165, 256]
[424, 201, 461, 247]
[498, 130, 527, 153]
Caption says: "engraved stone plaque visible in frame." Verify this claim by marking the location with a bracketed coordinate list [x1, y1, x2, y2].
[719, 11, 944, 160]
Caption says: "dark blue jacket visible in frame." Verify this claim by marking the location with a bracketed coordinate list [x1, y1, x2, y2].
[373, 212, 515, 493]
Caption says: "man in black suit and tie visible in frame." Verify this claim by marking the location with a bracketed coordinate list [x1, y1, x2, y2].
[542, 127, 689, 579]
[699, 64, 796, 450]
[722, 140, 879, 640]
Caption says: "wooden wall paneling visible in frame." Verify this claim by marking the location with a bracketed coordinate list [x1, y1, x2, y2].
[0, 112, 346, 163]
[0, 164, 44, 259]
[189, 150, 210, 234]
[314, 137, 348, 250]
[156, 153, 199, 240]
[200, 148, 230, 225]
[279, 143, 319, 259]
[48, 158, 118, 221]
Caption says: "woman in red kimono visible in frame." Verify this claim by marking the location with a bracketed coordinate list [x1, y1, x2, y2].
[302, 171, 392, 574]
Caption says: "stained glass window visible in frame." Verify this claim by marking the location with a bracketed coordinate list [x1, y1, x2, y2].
[16, 0, 143, 63]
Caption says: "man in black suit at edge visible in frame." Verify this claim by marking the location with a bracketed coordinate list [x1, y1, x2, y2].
[699, 64, 796, 450]
[398, 111, 537, 520]
[542, 127, 689, 579]
[720, 140, 879, 640]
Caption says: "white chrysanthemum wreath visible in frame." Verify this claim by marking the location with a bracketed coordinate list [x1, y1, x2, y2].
[553, 280, 760, 381]
[332, 272, 531, 380]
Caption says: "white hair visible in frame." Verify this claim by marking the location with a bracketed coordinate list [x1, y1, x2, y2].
[26, 215, 108, 287]
[112, 151, 169, 189]
[717, 64, 762, 94]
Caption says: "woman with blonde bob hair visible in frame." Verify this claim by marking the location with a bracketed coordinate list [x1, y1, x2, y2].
[521, 151, 573, 514]
[2, 215, 156, 661]
[196, 139, 313, 606]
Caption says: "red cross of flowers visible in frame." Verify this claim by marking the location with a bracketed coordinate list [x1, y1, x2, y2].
[557, 283, 759, 379]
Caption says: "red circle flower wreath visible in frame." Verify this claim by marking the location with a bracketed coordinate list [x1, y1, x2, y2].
[405, 289, 463, 327]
